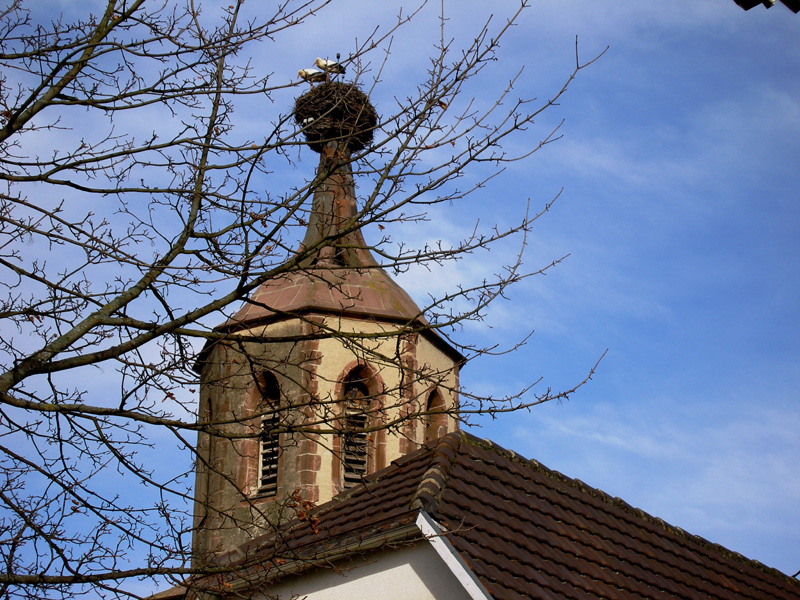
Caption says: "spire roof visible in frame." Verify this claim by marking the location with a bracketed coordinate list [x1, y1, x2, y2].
[221, 141, 426, 332]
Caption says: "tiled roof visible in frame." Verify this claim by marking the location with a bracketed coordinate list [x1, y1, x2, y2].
[220, 264, 426, 330]
[216, 432, 799, 599]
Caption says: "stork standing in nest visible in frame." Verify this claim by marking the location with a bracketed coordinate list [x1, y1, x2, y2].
[298, 68, 326, 87]
[315, 54, 346, 82]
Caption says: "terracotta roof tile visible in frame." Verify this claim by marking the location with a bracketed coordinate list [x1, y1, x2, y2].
[219, 266, 428, 332]
[216, 432, 799, 599]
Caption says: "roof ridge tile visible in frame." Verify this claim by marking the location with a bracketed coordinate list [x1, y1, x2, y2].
[409, 432, 462, 514]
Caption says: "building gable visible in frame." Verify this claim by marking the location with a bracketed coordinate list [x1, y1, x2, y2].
[258, 542, 475, 600]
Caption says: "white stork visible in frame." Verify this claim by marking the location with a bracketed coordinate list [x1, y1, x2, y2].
[298, 68, 327, 86]
[314, 56, 346, 82]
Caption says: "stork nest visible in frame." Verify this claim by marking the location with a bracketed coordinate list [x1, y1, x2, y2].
[294, 82, 377, 153]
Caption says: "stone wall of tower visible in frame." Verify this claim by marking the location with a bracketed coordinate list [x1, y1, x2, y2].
[191, 314, 460, 563]
[191, 318, 321, 563]
[414, 331, 462, 443]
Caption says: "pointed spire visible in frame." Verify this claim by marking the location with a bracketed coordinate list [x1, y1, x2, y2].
[222, 137, 424, 331]
[296, 141, 378, 270]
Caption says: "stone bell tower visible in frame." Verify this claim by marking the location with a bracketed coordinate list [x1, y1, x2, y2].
[191, 82, 463, 562]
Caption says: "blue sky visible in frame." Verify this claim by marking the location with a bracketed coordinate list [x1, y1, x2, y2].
[453, 1, 800, 576]
[287, 0, 800, 577]
[7, 0, 797, 593]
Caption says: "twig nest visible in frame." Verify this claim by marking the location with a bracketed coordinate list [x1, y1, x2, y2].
[294, 82, 377, 153]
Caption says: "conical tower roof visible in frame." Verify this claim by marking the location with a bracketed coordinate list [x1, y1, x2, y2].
[222, 129, 425, 332]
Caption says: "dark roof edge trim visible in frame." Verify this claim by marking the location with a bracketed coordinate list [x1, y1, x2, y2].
[220, 308, 465, 363]
[194, 310, 465, 374]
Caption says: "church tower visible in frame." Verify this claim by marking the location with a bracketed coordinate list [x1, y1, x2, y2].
[191, 83, 463, 561]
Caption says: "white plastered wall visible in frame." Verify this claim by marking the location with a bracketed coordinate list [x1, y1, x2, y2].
[254, 542, 473, 600]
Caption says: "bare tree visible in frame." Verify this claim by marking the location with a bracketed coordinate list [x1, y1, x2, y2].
[0, 1, 604, 598]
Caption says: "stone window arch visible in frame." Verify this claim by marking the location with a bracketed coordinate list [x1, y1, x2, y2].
[339, 364, 380, 489]
[257, 371, 281, 496]
[424, 388, 448, 442]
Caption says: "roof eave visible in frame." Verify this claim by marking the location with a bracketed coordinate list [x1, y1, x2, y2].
[219, 513, 422, 594]
[206, 509, 492, 600]
[193, 307, 465, 374]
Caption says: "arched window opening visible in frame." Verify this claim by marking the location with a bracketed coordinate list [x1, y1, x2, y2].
[425, 388, 448, 442]
[341, 367, 372, 488]
[258, 372, 281, 496]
